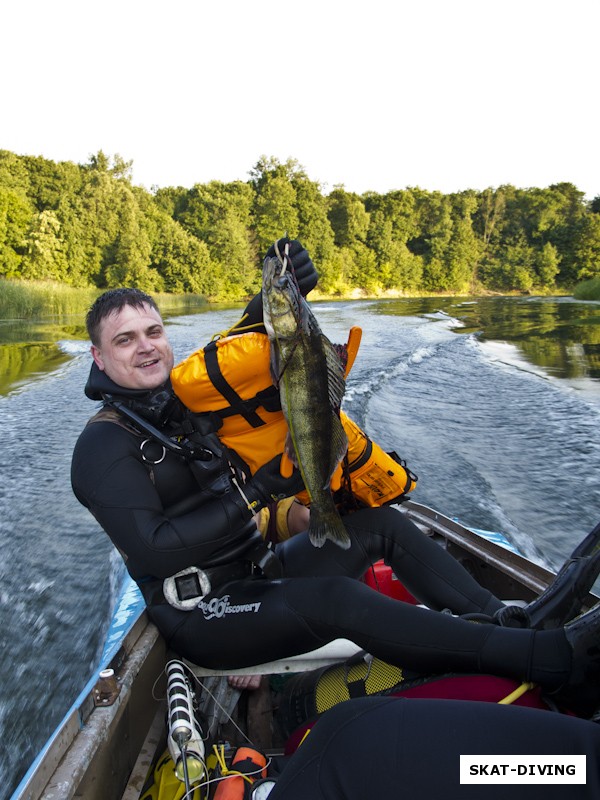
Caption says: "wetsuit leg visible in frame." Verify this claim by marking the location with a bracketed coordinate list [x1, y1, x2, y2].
[158, 574, 571, 688]
[278, 506, 503, 616]
[269, 696, 600, 800]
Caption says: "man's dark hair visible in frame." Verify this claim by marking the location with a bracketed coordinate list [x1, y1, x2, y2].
[86, 288, 160, 346]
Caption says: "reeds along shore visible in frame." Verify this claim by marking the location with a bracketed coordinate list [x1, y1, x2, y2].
[573, 277, 600, 301]
[0, 280, 208, 321]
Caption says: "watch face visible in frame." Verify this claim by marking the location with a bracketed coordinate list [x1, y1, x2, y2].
[251, 778, 277, 799]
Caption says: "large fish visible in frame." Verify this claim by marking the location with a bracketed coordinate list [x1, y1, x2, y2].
[262, 248, 351, 550]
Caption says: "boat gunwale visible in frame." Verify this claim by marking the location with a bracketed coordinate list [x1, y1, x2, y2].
[12, 611, 161, 800]
[401, 501, 555, 594]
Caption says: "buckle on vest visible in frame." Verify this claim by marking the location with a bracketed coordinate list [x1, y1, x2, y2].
[247, 541, 283, 579]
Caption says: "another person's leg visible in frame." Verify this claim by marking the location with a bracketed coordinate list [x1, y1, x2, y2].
[269, 696, 600, 800]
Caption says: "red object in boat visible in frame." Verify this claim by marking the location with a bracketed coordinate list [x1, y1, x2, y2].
[363, 560, 418, 604]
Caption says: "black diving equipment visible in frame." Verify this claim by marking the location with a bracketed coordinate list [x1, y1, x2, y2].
[163, 567, 212, 611]
[105, 397, 234, 503]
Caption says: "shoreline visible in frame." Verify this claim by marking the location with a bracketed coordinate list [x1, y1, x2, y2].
[0, 278, 579, 324]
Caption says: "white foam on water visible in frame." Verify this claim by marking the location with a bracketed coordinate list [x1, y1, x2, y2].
[58, 339, 90, 355]
[476, 338, 600, 408]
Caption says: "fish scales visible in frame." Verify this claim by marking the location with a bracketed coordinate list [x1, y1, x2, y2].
[262, 255, 351, 550]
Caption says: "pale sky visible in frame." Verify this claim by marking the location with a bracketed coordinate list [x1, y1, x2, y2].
[3, 0, 599, 199]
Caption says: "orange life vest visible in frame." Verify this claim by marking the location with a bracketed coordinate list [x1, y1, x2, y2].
[170, 331, 417, 508]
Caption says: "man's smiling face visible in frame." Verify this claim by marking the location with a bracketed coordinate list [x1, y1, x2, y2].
[91, 303, 174, 390]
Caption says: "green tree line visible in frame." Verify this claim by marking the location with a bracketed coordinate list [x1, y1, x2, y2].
[1, 149, 599, 299]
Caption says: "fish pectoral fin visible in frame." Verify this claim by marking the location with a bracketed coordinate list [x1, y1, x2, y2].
[269, 339, 284, 387]
[284, 432, 299, 469]
[280, 451, 296, 477]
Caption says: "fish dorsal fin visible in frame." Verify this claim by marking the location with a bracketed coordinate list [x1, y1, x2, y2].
[323, 335, 346, 411]
[326, 410, 349, 484]
[323, 335, 349, 482]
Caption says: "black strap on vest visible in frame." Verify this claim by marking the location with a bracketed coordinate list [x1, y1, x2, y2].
[204, 341, 280, 428]
[107, 399, 194, 458]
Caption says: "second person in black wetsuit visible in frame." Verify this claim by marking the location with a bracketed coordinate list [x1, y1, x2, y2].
[267, 696, 600, 800]
[71, 241, 600, 720]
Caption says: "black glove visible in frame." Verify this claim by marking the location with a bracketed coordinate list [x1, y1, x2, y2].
[266, 237, 318, 297]
[244, 454, 305, 511]
[233, 239, 318, 334]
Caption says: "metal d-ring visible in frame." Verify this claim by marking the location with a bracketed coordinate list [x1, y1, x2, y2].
[140, 438, 166, 464]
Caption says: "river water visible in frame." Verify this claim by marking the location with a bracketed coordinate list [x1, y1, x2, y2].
[1, 295, 600, 796]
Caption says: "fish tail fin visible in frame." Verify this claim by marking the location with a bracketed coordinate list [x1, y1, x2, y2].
[309, 510, 351, 551]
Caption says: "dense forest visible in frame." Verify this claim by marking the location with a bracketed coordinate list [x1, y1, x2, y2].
[1, 149, 599, 300]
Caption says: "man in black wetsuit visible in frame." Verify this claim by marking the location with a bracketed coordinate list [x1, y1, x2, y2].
[71, 240, 600, 719]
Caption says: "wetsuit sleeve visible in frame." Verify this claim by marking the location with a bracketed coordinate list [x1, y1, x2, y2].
[71, 420, 256, 580]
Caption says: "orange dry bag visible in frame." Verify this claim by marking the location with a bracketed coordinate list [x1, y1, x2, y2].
[212, 746, 267, 800]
